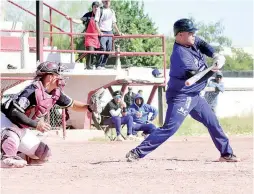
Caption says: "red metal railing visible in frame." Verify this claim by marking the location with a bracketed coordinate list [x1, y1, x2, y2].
[1, 32, 167, 86]
[1, 29, 167, 82]
[7, 0, 72, 48]
[5, 1, 167, 80]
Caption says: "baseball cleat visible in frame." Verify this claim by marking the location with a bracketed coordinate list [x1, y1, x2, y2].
[126, 150, 140, 162]
[219, 154, 240, 162]
[1, 155, 27, 168]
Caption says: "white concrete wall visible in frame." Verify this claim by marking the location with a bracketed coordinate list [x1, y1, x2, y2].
[0, 51, 75, 70]
[1, 69, 253, 129]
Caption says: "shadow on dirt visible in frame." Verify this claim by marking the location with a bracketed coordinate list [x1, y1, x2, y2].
[90, 160, 122, 165]
[149, 158, 199, 162]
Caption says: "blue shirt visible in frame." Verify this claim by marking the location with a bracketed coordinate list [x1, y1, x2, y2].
[128, 94, 158, 124]
[167, 36, 215, 98]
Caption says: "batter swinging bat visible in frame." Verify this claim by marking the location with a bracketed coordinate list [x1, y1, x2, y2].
[185, 65, 215, 86]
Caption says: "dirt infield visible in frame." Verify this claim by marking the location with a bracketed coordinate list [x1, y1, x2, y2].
[1, 135, 253, 194]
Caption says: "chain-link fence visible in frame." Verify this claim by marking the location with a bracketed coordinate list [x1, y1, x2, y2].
[0, 77, 66, 137]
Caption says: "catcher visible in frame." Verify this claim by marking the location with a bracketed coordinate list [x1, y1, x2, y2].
[1, 61, 94, 168]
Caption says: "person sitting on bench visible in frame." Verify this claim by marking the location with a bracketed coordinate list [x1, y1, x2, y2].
[128, 94, 158, 138]
[100, 91, 135, 141]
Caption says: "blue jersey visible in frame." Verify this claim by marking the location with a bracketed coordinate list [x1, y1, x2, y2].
[167, 37, 215, 98]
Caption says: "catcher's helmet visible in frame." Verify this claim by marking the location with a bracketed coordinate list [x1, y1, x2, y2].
[173, 18, 198, 36]
[36, 61, 64, 76]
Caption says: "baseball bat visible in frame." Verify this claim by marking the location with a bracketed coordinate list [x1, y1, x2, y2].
[185, 65, 215, 86]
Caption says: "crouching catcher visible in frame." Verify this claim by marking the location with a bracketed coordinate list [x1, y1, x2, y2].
[1, 61, 92, 168]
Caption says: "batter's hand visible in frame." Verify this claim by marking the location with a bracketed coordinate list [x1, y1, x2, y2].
[36, 120, 51, 133]
[213, 53, 226, 69]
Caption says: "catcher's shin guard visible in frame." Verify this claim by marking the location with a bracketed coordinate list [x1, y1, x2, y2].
[34, 142, 51, 160]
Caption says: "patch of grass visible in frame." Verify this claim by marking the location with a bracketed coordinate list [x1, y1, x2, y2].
[89, 115, 253, 141]
[88, 137, 111, 142]
[177, 115, 253, 136]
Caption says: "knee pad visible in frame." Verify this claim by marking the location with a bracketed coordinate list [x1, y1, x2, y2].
[34, 142, 51, 161]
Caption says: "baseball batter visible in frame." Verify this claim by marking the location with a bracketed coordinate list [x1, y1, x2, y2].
[126, 18, 239, 162]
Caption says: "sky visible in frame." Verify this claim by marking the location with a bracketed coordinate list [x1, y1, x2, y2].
[143, 0, 254, 48]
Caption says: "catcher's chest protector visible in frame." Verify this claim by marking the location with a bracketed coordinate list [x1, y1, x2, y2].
[22, 81, 61, 126]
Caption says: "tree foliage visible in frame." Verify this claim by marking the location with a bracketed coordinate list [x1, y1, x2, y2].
[75, 0, 163, 67]
[224, 48, 253, 70]
[192, 18, 232, 52]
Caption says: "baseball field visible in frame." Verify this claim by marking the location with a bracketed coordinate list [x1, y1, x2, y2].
[1, 132, 252, 194]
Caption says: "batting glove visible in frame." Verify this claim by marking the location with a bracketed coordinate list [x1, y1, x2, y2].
[212, 53, 226, 69]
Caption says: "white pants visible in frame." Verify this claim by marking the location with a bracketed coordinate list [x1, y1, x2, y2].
[1, 112, 41, 159]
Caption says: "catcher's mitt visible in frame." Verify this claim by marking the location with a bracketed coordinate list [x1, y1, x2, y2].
[88, 88, 106, 114]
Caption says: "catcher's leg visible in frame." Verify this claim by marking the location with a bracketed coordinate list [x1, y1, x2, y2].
[18, 128, 51, 164]
[1, 112, 27, 168]
[1, 129, 27, 168]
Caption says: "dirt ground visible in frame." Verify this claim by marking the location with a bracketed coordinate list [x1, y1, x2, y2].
[1, 135, 253, 194]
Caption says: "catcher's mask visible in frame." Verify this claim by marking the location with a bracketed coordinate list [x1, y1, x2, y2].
[35, 61, 68, 88]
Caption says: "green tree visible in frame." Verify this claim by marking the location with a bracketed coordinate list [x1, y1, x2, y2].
[192, 18, 232, 52]
[165, 37, 174, 67]
[224, 48, 253, 70]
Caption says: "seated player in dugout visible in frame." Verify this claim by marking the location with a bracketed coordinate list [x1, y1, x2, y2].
[100, 91, 138, 141]
[126, 18, 239, 162]
[67, 1, 100, 69]
[128, 94, 158, 138]
[0, 61, 94, 168]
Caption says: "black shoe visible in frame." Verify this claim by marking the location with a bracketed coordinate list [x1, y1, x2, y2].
[219, 154, 240, 162]
[7, 64, 17, 69]
[126, 150, 140, 162]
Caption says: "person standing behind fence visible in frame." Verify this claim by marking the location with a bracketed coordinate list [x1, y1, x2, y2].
[124, 87, 136, 109]
[67, 1, 100, 69]
[94, 0, 123, 70]
[138, 90, 143, 96]
[204, 71, 225, 113]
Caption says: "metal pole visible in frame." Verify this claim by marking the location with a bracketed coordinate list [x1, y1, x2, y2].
[162, 36, 167, 84]
[36, 0, 43, 62]
[70, 18, 74, 63]
[158, 86, 164, 126]
[62, 109, 66, 139]
[49, 8, 53, 47]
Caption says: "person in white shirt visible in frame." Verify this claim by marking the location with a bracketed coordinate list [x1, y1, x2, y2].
[94, 0, 122, 70]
